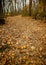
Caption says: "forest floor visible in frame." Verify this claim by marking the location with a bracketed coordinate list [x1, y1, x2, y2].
[0, 15, 46, 65]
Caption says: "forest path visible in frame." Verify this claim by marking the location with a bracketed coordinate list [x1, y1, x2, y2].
[0, 15, 46, 65]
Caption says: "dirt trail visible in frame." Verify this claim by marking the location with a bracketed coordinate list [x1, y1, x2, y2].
[0, 16, 46, 65]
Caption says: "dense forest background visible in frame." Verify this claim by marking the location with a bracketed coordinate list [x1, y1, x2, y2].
[0, 0, 46, 19]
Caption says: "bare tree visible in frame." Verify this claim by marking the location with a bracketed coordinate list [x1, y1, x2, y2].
[15, 0, 16, 11]
[25, 0, 26, 7]
[21, 0, 24, 9]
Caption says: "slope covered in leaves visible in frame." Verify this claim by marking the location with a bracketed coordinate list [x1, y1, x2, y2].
[0, 15, 46, 65]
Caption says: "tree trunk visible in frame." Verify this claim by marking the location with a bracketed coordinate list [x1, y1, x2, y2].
[25, 0, 26, 7]
[0, 0, 5, 24]
[29, 0, 32, 16]
[0, 0, 3, 18]
[15, 0, 16, 11]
